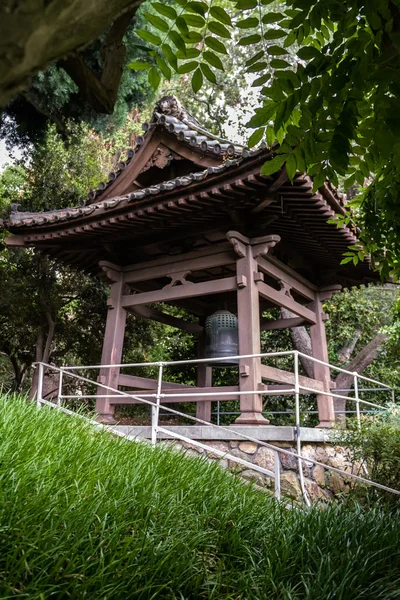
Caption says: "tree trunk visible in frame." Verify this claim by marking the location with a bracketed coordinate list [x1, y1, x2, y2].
[0, 0, 144, 108]
[333, 333, 388, 423]
[280, 308, 314, 377]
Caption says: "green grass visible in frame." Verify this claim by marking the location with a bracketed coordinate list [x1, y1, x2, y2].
[1, 396, 400, 599]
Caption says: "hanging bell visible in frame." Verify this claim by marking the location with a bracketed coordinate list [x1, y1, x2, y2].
[204, 310, 239, 367]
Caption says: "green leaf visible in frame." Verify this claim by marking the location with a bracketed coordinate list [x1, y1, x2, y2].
[186, 1, 208, 15]
[239, 34, 262, 45]
[261, 0, 276, 4]
[210, 6, 232, 26]
[169, 31, 187, 55]
[156, 56, 171, 79]
[247, 61, 268, 73]
[267, 45, 287, 56]
[261, 154, 288, 175]
[285, 152, 297, 181]
[184, 31, 203, 43]
[247, 102, 277, 127]
[237, 17, 259, 29]
[246, 50, 265, 67]
[248, 127, 265, 148]
[205, 36, 228, 54]
[312, 171, 325, 192]
[340, 256, 354, 264]
[208, 21, 231, 38]
[182, 13, 205, 27]
[262, 13, 285, 24]
[236, 0, 257, 8]
[200, 62, 217, 83]
[270, 58, 290, 68]
[297, 46, 321, 60]
[148, 66, 161, 89]
[177, 61, 198, 74]
[151, 2, 177, 20]
[176, 48, 200, 59]
[144, 13, 169, 33]
[128, 61, 152, 71]
[252, 72, 271, 86]
[284, 30, 297, 47]
[137, 30, 162, 45]
[266, 127, 275, 146]
[192, 67, 203, 93]
[264, 30, 286, 40]
[162, 44, 178, 69]
[176, 16, 189, 36]
[203, 51, 224, 71]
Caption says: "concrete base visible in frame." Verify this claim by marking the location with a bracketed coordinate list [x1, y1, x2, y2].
[96, 414, 117, 425]
[316, 421, 335, 429]
[111, 425, 330, 443]
[234, 412, 270, 425]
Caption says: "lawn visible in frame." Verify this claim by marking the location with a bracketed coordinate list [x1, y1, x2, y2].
[1, 395, 399, 599]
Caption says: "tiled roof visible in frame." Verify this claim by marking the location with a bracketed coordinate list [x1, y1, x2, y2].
[87, 95, 258, 203]
[4, 158, 251, 229]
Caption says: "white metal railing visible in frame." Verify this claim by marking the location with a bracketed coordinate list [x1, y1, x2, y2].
[34, 350, 399, 505]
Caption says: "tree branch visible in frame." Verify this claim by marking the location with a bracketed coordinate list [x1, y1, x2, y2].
[280, 307, 314, 378]
[60, 8, 136, 114]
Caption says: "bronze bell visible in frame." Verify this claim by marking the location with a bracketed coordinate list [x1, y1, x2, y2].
[204, 310, 239, 367]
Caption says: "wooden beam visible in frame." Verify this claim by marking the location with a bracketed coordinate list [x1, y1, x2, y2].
[121, 276, 237, 307]
[119, 241, 232, 274]
[257, 256, 315, 301]
[257, 280, 317, 324]
[109, 385, 240, 404]
[260, 364, 334, 393]
[4, 235, 27, 247]
[123, 251, 235, 285]
[261, 317, 307, 331]
[118, 374, 194, 390]
[127, 305, 203, 334]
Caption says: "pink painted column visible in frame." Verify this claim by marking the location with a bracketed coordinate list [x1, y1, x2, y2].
[96, 273, 127, 423]
[310, 292, 335, 428]
[232, 235, 266, 425]
[196, 332, 212, 423]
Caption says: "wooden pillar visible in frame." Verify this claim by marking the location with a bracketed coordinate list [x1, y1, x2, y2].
[310, 292, 335, 428]
[227, 233, 265, 424]
[196, 331, 212, 423]
[96, 271, 127, 424]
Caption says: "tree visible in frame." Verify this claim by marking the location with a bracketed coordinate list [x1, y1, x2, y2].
[0, 124, 160, 395]
[129, 0, 400, 280]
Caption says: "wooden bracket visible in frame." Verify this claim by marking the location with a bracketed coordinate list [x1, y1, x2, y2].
[226, 231, 249, 257]
[163, 270, 193, 288]
[251, 234, 281, 259]
[279, 279, 292, 297]
[239, 364, 250, 377]
[99, 260, 124, 283]
[237, 274, 247, 288]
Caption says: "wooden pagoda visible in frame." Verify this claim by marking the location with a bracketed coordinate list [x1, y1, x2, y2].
[2, 96, 375, 427]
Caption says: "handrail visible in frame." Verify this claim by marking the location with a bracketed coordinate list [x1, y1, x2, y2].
[33, 359, 400, 503]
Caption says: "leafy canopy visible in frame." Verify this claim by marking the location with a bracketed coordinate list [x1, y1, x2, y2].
[132, 0, 400, 279]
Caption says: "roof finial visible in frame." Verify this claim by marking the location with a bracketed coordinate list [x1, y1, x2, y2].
[155, 95, 185, 120]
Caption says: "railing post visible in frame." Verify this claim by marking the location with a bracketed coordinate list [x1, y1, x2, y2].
[274, 450, 281, 500]
[151, 364, 163, 446]
[294, 351, 311, 506]
[354, 372, 361, 428]
[57, 367, 63, 407]
[36, 362, 44, 409]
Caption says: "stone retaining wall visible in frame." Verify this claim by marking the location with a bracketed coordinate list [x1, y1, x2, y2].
[165, 439, 358, 503]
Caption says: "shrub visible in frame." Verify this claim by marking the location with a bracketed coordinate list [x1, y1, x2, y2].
[335, 406, 400, 508]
